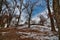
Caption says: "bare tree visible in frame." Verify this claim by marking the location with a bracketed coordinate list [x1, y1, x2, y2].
[39, 15, 47, 26]
[16, 0, 23, 27]
[0, 0, 2, 14]
[53, 0, 60, 39]
[23, 0, 39, 28]
[4, 0, 13, 27]
[46, 0, 56, 31]
[0, 0, 9, 28]
[1, 0, 16, 27]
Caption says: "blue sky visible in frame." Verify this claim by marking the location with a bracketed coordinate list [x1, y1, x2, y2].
[31, 0, 47, 17]
[4, 0, 52, 17]
[2, 0, 53, 23]
[32, 0, 52, 16]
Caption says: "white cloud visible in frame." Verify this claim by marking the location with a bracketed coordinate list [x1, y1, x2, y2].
[31, 7, 53, 24]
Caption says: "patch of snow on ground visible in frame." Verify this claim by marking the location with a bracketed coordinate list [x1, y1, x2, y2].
[16, 25, 59, 40]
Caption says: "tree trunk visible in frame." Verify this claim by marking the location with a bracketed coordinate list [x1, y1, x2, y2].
[46, 0, 56, 31]
[16, 0, 23, 27]
[0, 0, 2, 13]
[53, 0, 60, 39]
[7, 15, 12, 27]
[28, 14, 31, 28]
[28, 8, 33, 28]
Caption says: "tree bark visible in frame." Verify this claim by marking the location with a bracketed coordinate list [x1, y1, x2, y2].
[0, 0, 2, 13]
[46, 0, 56, 31]
[28, 14, 31, 28]
[28, 7, 33, 28]
[53, 0, 60, 39]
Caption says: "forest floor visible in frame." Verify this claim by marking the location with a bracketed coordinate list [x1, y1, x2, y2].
[0, 25, 59, 40]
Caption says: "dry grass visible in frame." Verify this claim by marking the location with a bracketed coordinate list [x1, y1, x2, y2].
[0, 27, 48, 33]
[0, 32, 36, 40]
[0, 28, 38, 40]
[0, 27, 58, 40]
